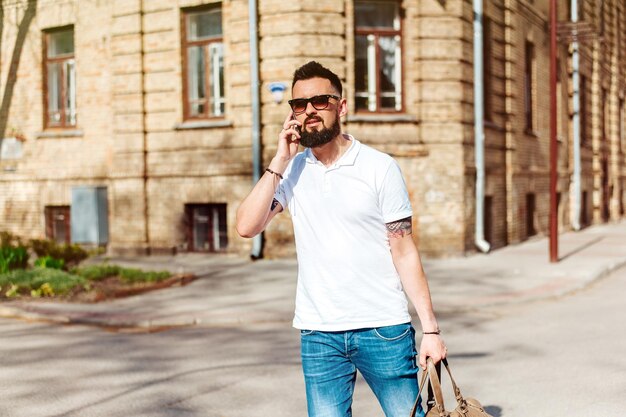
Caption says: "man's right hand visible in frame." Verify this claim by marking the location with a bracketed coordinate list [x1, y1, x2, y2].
[275, 111, 302, 164]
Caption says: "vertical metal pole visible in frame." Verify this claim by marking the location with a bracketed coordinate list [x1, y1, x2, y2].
[249, 0, 263, 259]
[571, 0, 582, 230]
[549, 0, 558, 262]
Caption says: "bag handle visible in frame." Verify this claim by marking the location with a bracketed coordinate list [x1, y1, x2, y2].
[440, 358, 464, 402]
[411, 359, 444, 417]
[410, 358, 466, 417]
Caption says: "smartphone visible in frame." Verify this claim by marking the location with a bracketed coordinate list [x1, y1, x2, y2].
[291, 114, 301, 134]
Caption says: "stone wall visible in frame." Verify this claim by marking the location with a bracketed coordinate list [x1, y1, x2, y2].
[0, 0, 624, 259]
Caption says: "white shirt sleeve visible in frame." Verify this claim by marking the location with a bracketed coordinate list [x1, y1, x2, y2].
[274, 178, 289, 212]
[378, 160, 413, 224]
[273, 158, 297, 211]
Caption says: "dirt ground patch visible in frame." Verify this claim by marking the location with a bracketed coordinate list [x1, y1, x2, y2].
[1, 273, 198, 303]
[68, 273, 197, 303]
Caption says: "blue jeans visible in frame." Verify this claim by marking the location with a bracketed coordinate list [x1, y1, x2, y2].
[300, 323, 425, 417]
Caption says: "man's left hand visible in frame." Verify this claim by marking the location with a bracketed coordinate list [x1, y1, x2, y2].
[418, 334, 447, 370]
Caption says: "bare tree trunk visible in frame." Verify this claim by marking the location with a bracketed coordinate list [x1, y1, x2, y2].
[0, 0, 38, 150]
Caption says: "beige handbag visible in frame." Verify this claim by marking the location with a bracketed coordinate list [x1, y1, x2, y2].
[410, 358, 494, 417]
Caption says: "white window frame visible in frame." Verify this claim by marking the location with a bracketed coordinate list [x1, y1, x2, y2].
[354, 0, 403, 113]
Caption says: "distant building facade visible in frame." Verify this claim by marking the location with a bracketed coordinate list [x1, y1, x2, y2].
[0, 0, 624, 258]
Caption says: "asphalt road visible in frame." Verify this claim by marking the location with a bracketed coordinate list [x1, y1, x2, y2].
[1, 265, 625, 417]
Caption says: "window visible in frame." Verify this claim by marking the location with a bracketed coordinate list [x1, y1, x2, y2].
[45, 206, 70, 244]
[484, 195, 493, 245]
[579, 1, 584, 20]
[44, 27, 76, 128]
[556, 192, 562, 228]
[617, 98, 626, 153]
[581, 190, 589, 227]
[182, 6, 224, 119]
[601, 88, 608, 141]
[354, 0, 402, 112]
[524, 41, 535, 132]
[526, 193, 536, 237]
[598, 0, 605, 37]
[556, 59, 564, 139]
[185, 203, 227, 252]
[483, 15, 494, 122]
[601, 158, 610, 222]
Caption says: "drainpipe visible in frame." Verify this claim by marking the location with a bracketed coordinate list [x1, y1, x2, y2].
[473, 0, 491, 253]
[248, 0, 263, 259]
[140, 0, 151, 254]
[571, 0, 582, 230]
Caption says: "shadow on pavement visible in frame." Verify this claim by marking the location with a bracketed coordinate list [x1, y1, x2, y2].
[559, 236, 604, 261]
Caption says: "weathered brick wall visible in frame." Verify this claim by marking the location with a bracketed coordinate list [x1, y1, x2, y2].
[258, 0, 347, 257]
[105, 0, 254, 255]
[1, 0, 624, 258]
[501, 0, 573, 246]
[399, 0, 468, 256]
[108, 0, 148, 254]
[0, 0, 113, 240]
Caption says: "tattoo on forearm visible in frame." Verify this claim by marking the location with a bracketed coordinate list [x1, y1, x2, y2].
[386, 216, 412, 238]
[271, 198, 281, 212]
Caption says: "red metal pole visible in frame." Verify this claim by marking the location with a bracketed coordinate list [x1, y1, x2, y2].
[549, 0, 558, 263]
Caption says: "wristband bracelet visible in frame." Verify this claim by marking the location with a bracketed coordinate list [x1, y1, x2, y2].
[265, 168, 283, 180]
[423, 330, 441, 335]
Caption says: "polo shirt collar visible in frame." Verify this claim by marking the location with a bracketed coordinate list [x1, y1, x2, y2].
[304, 134, 361, 167]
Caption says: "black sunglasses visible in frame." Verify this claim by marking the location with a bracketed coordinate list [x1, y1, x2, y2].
[288, 94, 341, 114]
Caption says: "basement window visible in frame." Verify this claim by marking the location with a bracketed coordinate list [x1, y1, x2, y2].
[185, 203, 227, 252]
[45, 205, 71, 244]
[526, 193, 536, 238]
[484, 195, 493, 245]
[581, 191, 589, 227]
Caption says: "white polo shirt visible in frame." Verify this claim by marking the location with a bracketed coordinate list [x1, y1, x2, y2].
[274, 135, 413, 331]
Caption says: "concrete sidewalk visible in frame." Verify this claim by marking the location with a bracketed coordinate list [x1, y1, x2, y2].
[1, 220, 625, 330]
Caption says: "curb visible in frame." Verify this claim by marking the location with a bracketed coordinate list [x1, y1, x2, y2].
[0, 304, 71, 324]
[435, 258, 626, 312]
[2, 258, 625, 331]
[0, 302, 294, 331]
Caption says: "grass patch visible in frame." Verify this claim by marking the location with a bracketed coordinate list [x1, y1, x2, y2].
[71, 264, 171, 283]
[71, 264, 121, 281]
[1, 264, 173, 300]
[119, 268, 171, 284]
[0, 268, 87, 297]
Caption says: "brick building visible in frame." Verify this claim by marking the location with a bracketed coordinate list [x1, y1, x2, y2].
[0, 0, 624, 258]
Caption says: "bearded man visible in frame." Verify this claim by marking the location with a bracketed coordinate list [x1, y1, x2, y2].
[236, 61, 447, 417]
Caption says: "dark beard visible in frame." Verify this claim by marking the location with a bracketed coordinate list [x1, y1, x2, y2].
[299, 116, 341, 148]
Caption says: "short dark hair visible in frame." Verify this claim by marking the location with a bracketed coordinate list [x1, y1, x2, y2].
[292, 61, 342, 96]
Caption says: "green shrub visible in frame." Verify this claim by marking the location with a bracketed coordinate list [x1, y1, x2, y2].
[0, 245, 29, 273]
[61, 244, 89, 266]
[34, 256, 65, 270]
[29, 239, 88, 269]
[119, 268, 171, 284]
[0, 268, 86, 297]
[0, 231, 24, 247]
[0, 232, 29, 273]
[71, 264, 121, 281]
